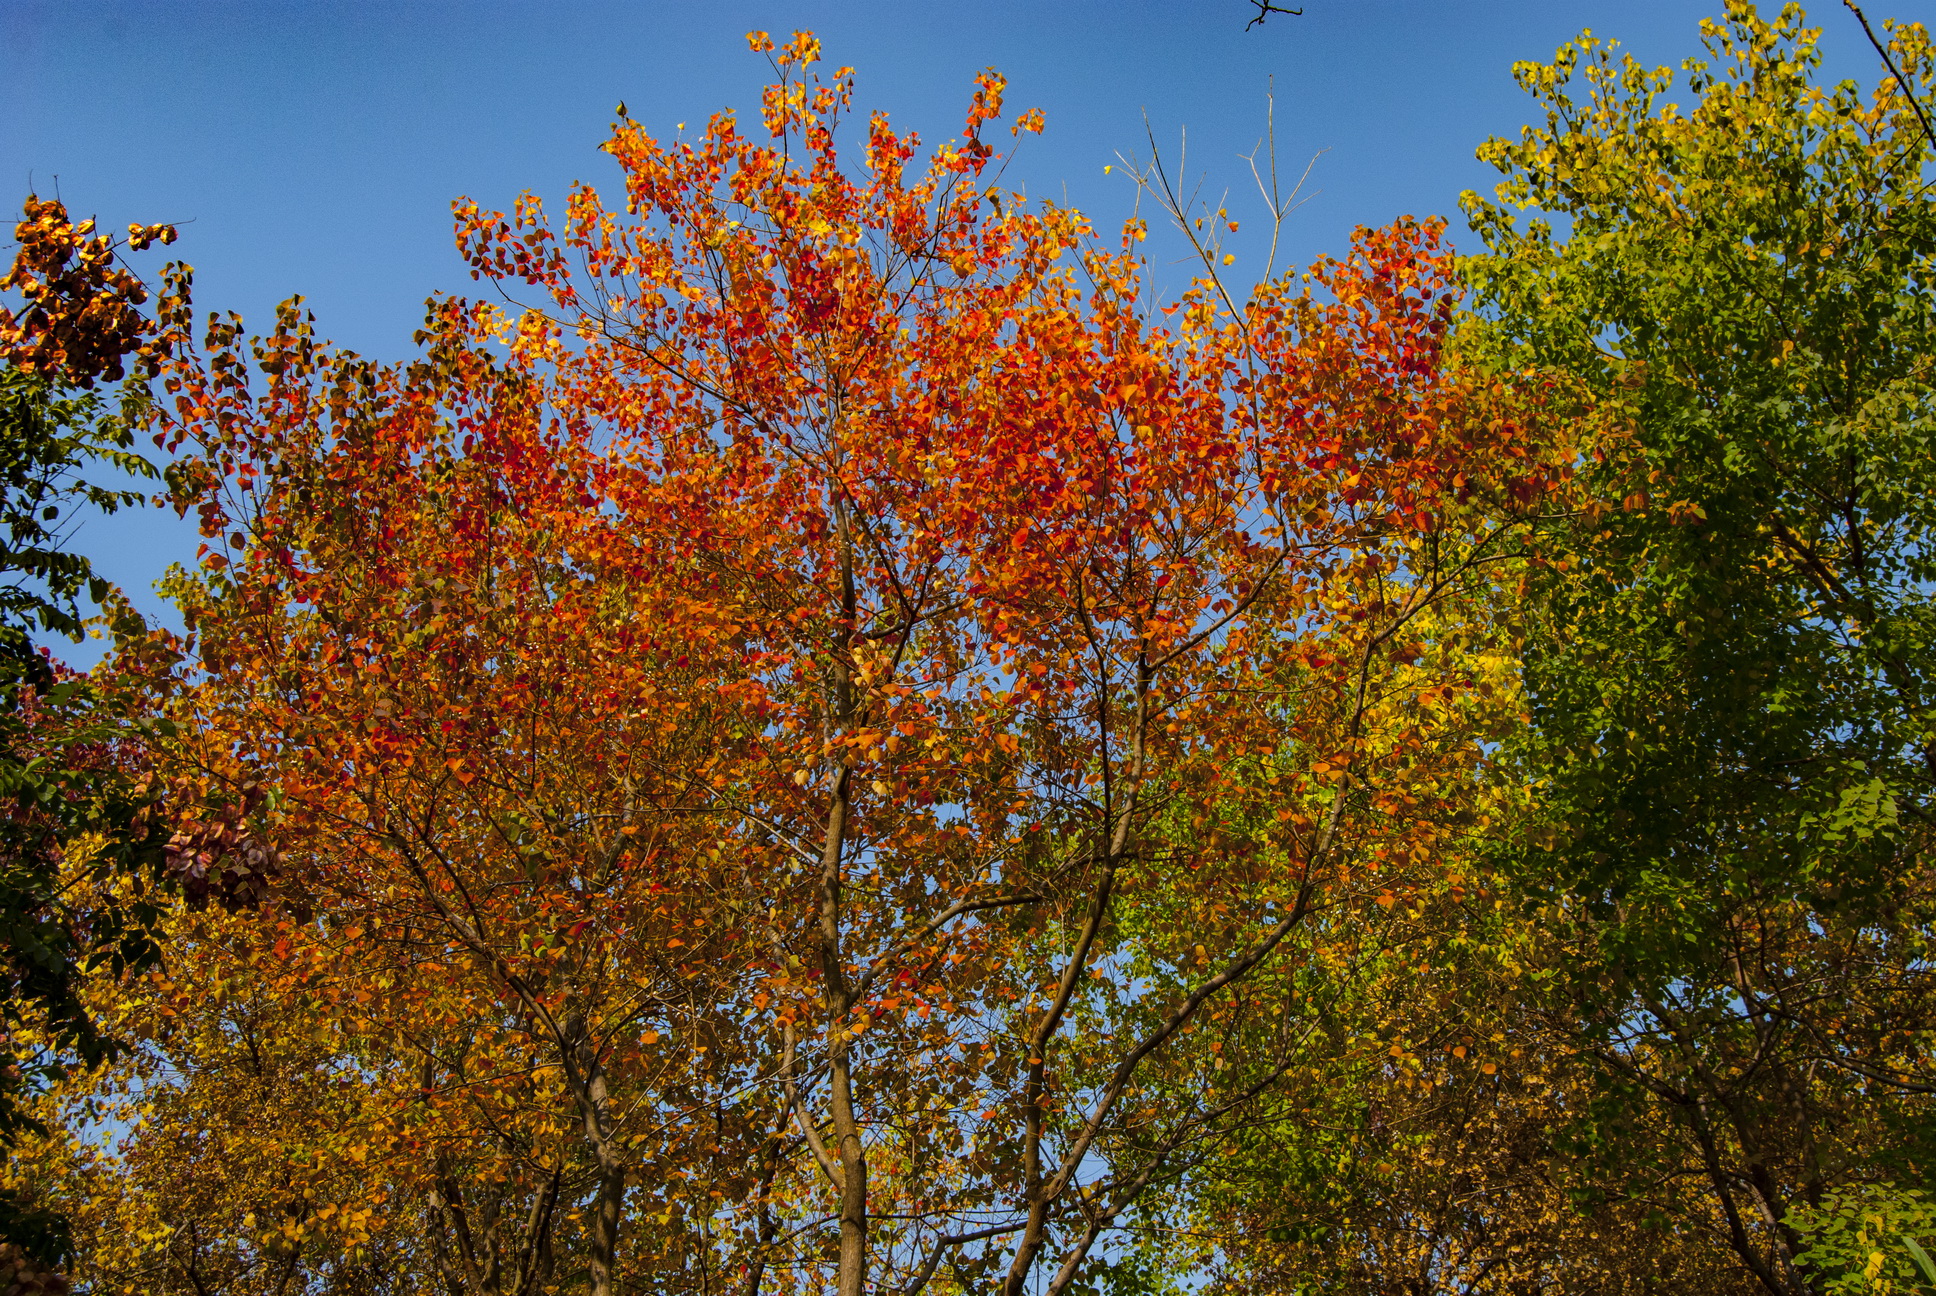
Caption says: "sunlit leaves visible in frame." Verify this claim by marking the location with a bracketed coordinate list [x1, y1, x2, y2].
[17, 28, 1584, 1296]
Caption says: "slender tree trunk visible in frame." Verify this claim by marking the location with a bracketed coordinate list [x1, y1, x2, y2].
[571, 1019, 626, 1296]
[820, 710, 869, 1296]
[821, 493, 869, 1296]
[828, 1004, 868, 1296]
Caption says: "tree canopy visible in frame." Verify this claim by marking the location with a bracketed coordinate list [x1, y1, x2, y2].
[4, 6, 1935, 1296]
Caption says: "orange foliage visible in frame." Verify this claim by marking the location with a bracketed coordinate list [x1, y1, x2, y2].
[0, 196, 175, 386]
[105, 32, 1577, 1296]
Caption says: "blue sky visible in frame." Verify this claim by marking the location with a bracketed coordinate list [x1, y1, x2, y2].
[0, 0, 1903, 658]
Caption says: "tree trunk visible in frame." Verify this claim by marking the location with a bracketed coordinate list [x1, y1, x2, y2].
[571, 1019, 626, 1296]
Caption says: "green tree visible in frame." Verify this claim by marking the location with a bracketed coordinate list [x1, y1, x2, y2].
[1459, 5, 1936, 1293]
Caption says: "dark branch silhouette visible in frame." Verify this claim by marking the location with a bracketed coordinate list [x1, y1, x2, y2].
[1246, 1, 1303, 31]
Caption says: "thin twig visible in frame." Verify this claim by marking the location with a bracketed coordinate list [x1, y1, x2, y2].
[1845, 2, 1936, 154]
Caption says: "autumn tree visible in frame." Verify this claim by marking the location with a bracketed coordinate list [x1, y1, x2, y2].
[69, 276, 757, 1294]
[24, 30, 1578, 1296]
[439, 31, 1578, 1296]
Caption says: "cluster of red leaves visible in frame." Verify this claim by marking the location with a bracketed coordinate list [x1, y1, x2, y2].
[160, 782, 281, 913]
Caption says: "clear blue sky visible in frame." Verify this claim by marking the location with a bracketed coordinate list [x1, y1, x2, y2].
[0, 0, 1905, 659]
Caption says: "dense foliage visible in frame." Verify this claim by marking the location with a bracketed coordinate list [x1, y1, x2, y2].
[2, 6, 1933, 1296]
[0, 202, 177, 1272]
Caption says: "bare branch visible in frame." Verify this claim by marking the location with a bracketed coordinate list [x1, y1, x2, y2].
[1245, 0, 1304, 31]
